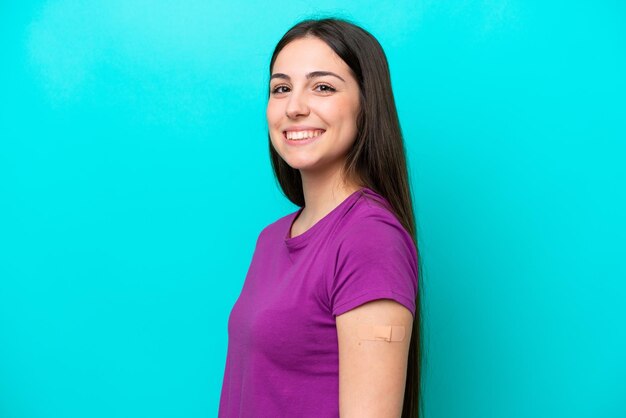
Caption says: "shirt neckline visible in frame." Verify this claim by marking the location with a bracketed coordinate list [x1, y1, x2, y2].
[284, 187, 371, 250]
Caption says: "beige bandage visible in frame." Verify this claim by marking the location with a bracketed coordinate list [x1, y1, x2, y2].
[357, 324, 406, 342]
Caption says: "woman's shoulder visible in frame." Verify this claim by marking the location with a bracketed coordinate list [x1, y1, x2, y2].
[346, 188, 402, 226]
[334, 188, 412, 248]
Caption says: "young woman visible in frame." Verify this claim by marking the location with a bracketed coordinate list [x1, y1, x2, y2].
[219, 17, 422, 418]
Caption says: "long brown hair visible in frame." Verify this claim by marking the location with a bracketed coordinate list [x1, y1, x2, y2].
[267, 17, 424, 418]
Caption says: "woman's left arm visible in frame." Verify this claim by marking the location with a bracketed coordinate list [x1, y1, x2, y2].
[336, 298, 413, 418]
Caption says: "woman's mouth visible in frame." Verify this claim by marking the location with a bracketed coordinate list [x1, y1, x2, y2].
[283, 129, 326, 145]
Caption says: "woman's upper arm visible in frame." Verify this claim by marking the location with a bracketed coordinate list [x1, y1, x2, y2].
[336, 298, 413, 418]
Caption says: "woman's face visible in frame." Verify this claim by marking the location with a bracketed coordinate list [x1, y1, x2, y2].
[267, 36, 361, 174]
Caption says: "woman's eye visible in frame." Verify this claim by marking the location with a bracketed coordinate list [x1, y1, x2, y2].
[315, 84, 336, 93]
[271, 86, 289, 94]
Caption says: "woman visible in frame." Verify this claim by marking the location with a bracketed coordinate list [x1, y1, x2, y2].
[219, 17, 422, 418]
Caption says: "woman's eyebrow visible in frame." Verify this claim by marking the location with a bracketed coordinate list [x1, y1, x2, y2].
[270, 71, 346, 82]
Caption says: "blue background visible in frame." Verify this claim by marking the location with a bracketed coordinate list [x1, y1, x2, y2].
[1, 1, 625, 417]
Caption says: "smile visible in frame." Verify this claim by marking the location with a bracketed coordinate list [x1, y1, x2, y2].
[283, 129, 325, 141]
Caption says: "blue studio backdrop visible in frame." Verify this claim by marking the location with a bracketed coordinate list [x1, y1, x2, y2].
[1, 1, 625, 417]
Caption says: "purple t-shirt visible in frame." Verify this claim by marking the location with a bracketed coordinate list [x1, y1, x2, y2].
[218, 187, 418, 418]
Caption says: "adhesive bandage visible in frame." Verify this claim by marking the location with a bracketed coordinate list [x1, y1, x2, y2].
[357, 324, 406, 342]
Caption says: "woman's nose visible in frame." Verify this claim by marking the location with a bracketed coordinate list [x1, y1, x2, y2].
[285, 90, 310, 119]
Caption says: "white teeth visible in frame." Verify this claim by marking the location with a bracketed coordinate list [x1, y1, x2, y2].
[285, 130, 324, 140]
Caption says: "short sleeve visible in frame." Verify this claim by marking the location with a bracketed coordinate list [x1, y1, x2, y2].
[329, 214, 418, 318]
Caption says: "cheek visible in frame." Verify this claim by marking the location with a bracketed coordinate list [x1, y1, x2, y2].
[332, 100, 359, 133]
[266, 102, 281, 128]
[266, 106, 281, 147]
[337, 100, 360, 146]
